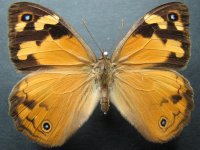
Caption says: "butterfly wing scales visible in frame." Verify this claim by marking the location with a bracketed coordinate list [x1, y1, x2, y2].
[111, 2, 190, 69]
[110, 69, 194, 142]
[9, 70, 100, 146]
[8, 2, 96, 72]
[8, 2, 99, 147]
[110, 2, 194, 142]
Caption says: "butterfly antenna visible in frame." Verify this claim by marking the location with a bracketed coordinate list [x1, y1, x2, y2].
[82, 19, 102, 52]
[108, 20, 124, 54]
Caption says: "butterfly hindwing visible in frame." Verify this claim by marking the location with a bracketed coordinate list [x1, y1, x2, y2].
[8, 2, 96, 72]
[9, 70, 100, 146]
[111, 2, 190, 69]
[110, 69, 194, 142]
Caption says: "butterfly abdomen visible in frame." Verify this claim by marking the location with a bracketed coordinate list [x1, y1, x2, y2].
[101, 84, 110, 114]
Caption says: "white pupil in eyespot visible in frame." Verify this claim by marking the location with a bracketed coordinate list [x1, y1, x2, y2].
[25, 15, 30, 21]
[161, 119, 166, 126]
[170, 14, 175, 20]
[44, 123, 50, 130]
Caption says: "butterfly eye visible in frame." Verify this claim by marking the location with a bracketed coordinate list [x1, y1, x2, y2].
[159, 117, 167, 128]
[42, 120, 52, 132]
[168, 12, 179, 21]
[21, 14, 33, 22]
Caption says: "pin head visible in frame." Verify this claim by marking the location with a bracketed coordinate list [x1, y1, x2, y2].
[103, 51, 108, 56]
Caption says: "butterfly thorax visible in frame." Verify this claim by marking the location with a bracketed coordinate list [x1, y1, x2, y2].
[96, 55, 112, 114]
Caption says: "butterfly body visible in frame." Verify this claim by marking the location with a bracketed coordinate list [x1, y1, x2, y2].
[95, 53, 113, 113]
[8, 2, 194, 147]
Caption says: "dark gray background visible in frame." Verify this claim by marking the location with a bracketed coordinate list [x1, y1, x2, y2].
[0, 0, 199, 150]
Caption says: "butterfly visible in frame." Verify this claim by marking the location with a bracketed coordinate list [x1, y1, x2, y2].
[8, 2, 194, 147]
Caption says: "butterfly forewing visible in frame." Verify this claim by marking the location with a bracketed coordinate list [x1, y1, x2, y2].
[111, 2, 190, 69]
[8, 2, 96, 72]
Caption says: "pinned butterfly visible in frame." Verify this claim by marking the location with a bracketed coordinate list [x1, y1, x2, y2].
[8, 2, 194, 147]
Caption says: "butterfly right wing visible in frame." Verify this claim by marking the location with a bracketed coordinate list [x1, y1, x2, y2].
[109, 2, 194, 143]
[111, 2, 190, 69]
[109, 69, 193, 142]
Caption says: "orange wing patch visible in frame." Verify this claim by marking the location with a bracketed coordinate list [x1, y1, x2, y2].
[17, 34, 90, 67]
[118, 33, 185, 67]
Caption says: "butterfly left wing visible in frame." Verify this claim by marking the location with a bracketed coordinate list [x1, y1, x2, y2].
[110, 2, 194, 142]
[8, 2, 99, 147]
[8, 2, 96, 72]
[9, 70, 100, 147]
